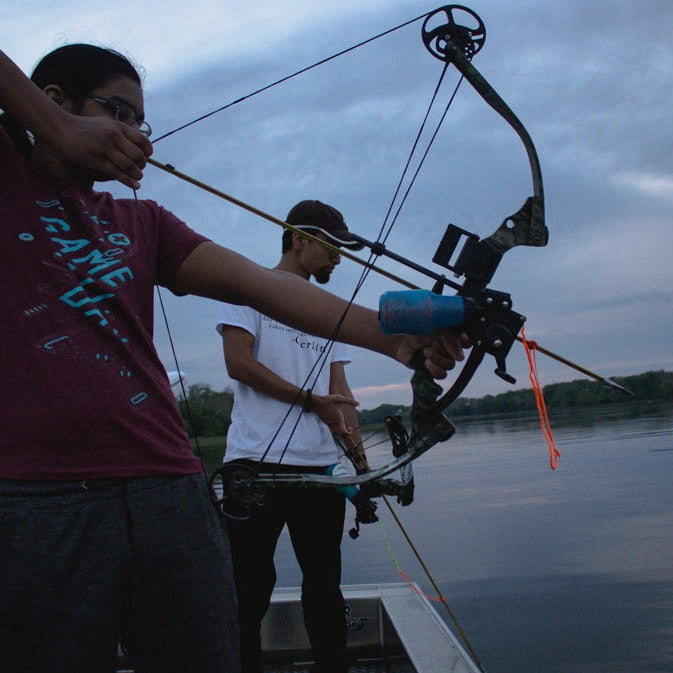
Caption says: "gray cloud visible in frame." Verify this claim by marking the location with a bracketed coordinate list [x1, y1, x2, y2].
[6, 0, 673, 405]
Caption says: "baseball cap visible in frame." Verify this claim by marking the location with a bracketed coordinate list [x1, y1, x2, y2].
[286, 200, 364, 250]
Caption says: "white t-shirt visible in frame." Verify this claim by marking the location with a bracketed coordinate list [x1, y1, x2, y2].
[216, 304, 351, 466]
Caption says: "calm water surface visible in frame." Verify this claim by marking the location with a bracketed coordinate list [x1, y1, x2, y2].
[273, 401, 673, 673]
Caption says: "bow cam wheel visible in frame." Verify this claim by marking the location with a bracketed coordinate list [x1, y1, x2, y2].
[422, 5, 486, 62]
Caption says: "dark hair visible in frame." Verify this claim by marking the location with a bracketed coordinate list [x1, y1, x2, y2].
[1, 44, 142, 156]
[282, 226, 317, 253]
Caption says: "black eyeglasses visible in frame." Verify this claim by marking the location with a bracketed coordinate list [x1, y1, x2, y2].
[83, 94, 152, 137]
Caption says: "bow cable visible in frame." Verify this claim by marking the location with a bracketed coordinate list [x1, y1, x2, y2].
[152, 12, 431, 144]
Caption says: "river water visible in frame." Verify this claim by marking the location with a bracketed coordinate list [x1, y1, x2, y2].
[272, 401, 673, 673]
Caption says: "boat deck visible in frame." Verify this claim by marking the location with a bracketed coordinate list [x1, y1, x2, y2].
[117, 583, 480, 673]
[265, 658, 415, 672]
[260, 583, 480, 673]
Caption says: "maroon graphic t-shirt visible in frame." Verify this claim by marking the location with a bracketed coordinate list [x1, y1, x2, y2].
[0, 128, 208, 479]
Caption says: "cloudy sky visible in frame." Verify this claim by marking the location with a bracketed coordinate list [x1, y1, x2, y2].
[4, 0, 672, 408]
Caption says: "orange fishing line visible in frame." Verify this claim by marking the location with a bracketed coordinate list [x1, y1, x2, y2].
[521, 326, 561, 469]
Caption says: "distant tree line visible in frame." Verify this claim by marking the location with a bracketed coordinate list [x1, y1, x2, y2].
[178, 384, 234, 438]
[357, 370, 673, 426]
[178, 370, 672, 437]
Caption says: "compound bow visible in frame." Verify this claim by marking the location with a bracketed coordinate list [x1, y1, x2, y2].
[209, 5, 549, 527]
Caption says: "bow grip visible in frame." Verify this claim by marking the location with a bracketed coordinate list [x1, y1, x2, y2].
[379, 289, 469, 334]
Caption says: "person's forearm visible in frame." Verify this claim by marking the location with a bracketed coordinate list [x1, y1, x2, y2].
[227, 355, 312, 408]
[178, 242, 399, 359]
[330, 367, 365, 458]
[0, 50, 67, 143]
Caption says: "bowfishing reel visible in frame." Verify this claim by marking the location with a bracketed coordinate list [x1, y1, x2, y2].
[346, 491, 379, 540]
[209, 461, 265, 520]
[210, 458, 381, 534]
[379, 201, 551, 388]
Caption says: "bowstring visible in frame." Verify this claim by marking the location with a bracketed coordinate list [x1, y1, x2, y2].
[263, 58, 463, 477]
[147, 9, 466, 482]
[145, 13, 428, 477]
[151, 13, 430, 144]
[374, 62, 451, 246]
[131, 191, 208, 472]
[381, 73, 464, 245]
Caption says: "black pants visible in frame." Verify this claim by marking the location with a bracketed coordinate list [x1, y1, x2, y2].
[226, 465, 347, 673]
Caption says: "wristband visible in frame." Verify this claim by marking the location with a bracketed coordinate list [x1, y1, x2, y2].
[303, 389, 312, 412]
